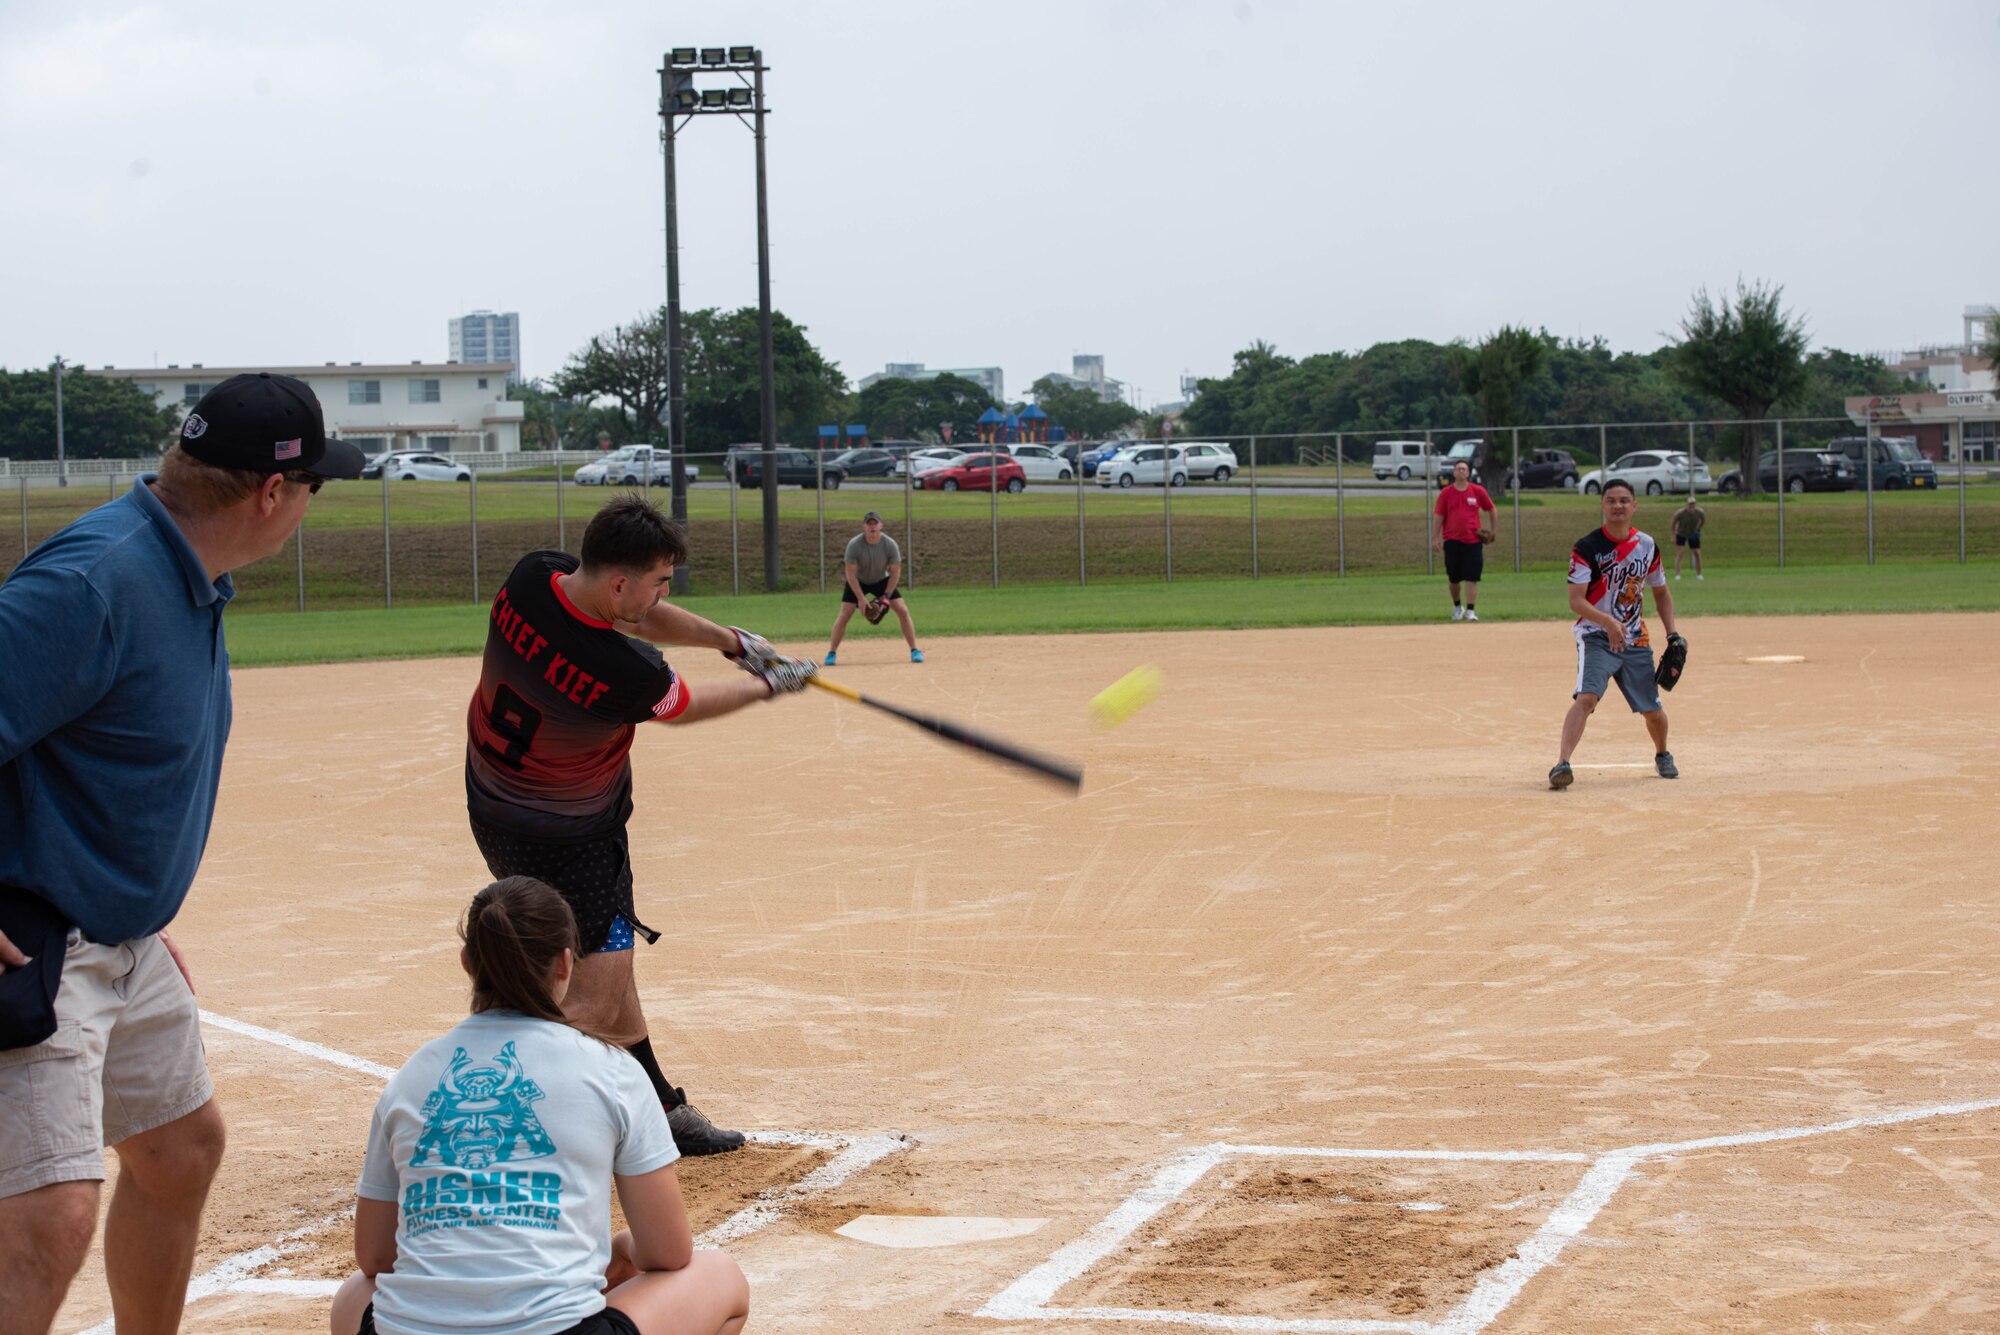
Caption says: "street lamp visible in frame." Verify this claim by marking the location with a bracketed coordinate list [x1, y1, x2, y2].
[658, 46, 780, 591]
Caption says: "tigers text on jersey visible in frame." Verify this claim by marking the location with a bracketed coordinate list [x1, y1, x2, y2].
[465, 551, 690, 840]
[1567, 526, 1666, 648]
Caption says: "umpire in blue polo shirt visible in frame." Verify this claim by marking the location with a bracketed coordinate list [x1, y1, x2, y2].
[0, 373, 361, 1332]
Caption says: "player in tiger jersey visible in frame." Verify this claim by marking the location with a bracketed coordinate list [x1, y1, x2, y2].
[466, 494, 816, 1153]
[1549, 478, 1683, 791]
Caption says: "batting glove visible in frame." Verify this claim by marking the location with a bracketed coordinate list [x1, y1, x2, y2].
[753, 654, 818, 696]
[727, 626, 778, 671]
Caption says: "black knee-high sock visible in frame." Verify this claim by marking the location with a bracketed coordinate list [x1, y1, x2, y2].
[626, 1037, 681, 1107]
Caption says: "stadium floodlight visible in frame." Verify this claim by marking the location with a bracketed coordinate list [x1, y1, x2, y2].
[658, 43, 780, 589]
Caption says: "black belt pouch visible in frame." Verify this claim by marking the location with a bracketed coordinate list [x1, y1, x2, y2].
[0, 885, 71, 1051]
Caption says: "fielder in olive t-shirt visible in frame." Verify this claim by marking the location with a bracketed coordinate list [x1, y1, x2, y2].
[826, 516, 921, 664]
[844, 531, 899, 585]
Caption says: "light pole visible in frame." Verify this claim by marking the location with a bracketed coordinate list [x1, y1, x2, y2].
[52, 355, 68, 487]
[659, 46, 781, 590]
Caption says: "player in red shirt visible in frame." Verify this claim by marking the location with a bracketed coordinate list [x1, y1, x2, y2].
[1430, 461, 1496, 621]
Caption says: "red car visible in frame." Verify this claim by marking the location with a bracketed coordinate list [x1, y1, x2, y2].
[913, 452, 1027, 492]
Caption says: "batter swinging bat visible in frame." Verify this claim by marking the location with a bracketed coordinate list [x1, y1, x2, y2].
[807, 676, 1083, 791]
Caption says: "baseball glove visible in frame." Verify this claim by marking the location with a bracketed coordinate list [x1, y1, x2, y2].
[863, 597, 889, 625]
[1478, 528, 1496, 545]
[1654, 633, 1688, 692]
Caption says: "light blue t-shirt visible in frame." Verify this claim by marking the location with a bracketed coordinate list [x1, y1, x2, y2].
[358, 1011, 680, 1335]
[0, 477, 233, 942]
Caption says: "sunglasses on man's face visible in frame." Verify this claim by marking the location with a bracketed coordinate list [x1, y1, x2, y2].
[282, 472, 325, 495]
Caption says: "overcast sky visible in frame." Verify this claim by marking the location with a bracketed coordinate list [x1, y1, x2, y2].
[3, 0, 1995, 409]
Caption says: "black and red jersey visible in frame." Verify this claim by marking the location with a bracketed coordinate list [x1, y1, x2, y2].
[465, 550, 689, 839]
[1566, 526, 1665, 648]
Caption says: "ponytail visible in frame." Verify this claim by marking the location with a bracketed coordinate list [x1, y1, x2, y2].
[460, 877, 612, 1041]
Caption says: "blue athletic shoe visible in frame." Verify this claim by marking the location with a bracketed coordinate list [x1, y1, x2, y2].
[823, 651, 837, 666]
[910, 649, 925, 663]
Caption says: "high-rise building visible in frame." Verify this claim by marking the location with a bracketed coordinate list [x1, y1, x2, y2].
[449, 311, 521, 384]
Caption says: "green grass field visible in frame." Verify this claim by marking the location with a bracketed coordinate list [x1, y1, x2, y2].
[221, 563, 2000, 667]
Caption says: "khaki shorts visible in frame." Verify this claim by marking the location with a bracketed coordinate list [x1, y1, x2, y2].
[0, 933, 213, 1198]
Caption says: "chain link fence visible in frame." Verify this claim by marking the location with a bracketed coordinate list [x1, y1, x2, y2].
[2, 421, 1995, 611]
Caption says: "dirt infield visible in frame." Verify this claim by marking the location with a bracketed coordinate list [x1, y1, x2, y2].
[49, 613, 2000, 1333]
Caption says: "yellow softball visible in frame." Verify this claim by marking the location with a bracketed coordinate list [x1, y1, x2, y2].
[1090, 665, 1165, 729]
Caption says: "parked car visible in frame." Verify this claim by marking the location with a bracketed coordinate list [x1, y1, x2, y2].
[573, 444, 699, 486]
[1097, 445, 1189, 488]
[1000, 444, 1074, 482]
[1503, 449, 1580, 491]
[1082, 439, 1141, 478]
[1715, 450, 1854, 495]
[1579, 451, 1713, 496]
[728, 447, 846, 489]
[899, 448, 966, 478]
[1179, 442, 1239, 482]
[829, 446, 899, 479]
[912, 452, 1026, 492]
[1372, 440, 1433, 480]
[366, 450, 471, 482]
[1828, 436, 1938, 490]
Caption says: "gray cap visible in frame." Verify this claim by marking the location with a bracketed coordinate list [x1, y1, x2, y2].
[863, 511, 882, 522]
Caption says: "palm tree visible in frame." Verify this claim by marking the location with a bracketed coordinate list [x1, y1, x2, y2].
[1667, 280, 1809, 495]
[1448, 326, 1548, 486]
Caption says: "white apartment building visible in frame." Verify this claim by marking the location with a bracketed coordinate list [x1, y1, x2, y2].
[87, 361, 526, 454]
[857, 362, 1006, 404]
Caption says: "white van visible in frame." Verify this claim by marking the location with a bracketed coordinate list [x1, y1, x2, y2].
[1373, 440, 1432, 480]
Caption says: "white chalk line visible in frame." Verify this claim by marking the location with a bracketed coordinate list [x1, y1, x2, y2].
[172, 1012, 911, 1316]
[981, 1092, 2000, 1333]
[198, 1009, 398, 1080]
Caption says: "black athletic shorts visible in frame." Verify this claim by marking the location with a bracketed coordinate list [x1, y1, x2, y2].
[467, 819, 658, 955]
[841, 576, 904, 606]
[361, 1304, 637, 1335]
[1674, 532, 1701, 548]
[1442, 538, 1484, 584]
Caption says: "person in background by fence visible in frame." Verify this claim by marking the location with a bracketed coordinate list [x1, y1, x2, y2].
[825, 511, 922, 665]
[1430, 461, 1496, 621]
[1672, 496, 1706, 581]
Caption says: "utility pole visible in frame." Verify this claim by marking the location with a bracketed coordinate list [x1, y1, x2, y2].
[53, 355, 68, 486]
[753, 51, 779, 591]
[658, 62, 691, 594]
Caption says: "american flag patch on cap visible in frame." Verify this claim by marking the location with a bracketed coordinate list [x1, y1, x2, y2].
[274, 438, 303, 460]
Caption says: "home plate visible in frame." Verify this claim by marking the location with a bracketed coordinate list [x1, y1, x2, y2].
[835, 1215, 1048, 1248]
[1746, 655, 1806, 664]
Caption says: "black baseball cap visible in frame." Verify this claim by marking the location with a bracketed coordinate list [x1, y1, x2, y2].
[179, 373, 365, 479]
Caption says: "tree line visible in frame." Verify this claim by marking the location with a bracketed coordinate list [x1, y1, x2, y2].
[1181, 282, 1921, 492]
[4, 283, 1976, 493]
